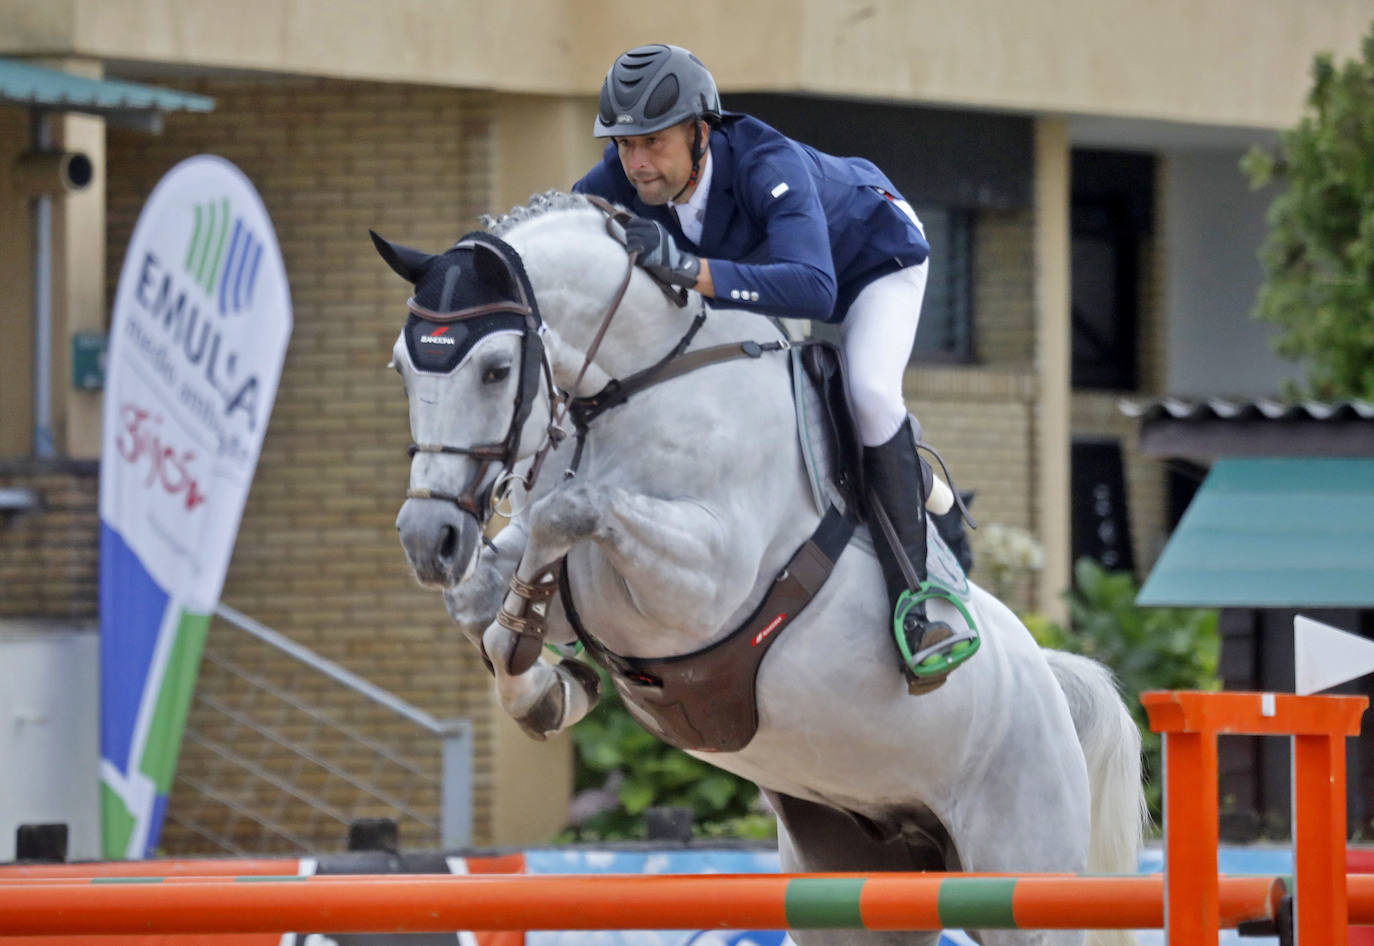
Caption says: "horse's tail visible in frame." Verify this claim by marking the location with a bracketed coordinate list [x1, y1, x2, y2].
[1044, 649, 1148, 946]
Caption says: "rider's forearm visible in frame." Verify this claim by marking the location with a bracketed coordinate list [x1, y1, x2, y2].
[703, 256, 836, 320]
[694, 258, 715, 297]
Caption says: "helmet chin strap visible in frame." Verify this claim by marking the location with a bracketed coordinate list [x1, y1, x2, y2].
[669, 121, 707, 203]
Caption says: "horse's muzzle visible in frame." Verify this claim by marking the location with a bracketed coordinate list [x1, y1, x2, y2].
[395, 496, 482, 588]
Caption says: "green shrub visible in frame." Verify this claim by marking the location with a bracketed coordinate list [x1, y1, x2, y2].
[1025, 557, 1220, 825]
[1240, 23, 1374, 401]
[557, 667, 774, 842]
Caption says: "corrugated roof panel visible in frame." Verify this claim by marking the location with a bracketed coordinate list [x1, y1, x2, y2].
[0, 57, 213, 115]
[1137, 457, 1374, 608]
[1119, 397, 1374, 423]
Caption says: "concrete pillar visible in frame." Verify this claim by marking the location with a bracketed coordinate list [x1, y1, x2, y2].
[491, 93, 604, 213]
[1034, 116, 1071, 621]
[0, 58, 106, 461]
[0, 107, 34, 458]
[487, 689, 575, 846]
[482, 92, 604, 845]
[53, 98, 106, 460]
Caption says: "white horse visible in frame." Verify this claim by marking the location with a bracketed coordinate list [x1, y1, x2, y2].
[376, 192, 1146, 946]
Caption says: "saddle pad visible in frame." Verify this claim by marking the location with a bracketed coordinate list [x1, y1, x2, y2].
[848, 524, 971, 602]
[791, 347, 842, 517]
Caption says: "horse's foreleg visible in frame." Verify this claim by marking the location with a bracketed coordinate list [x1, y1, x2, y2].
[441, 520, 527, 653]
[481, 616, 603, 740]
[507, 480, 731, 632]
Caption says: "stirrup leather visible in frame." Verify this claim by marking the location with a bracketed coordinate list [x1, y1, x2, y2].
[894, 579, 980, 680]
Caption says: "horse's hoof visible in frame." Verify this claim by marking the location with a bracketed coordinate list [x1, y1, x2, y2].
[512, 680, 566, 741]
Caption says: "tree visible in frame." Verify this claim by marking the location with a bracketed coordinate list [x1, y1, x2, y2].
[1242, 24, 1374, 401]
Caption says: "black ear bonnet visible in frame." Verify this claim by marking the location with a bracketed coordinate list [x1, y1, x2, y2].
[403, 231, 542, 374]
[401, 230, 549, 465]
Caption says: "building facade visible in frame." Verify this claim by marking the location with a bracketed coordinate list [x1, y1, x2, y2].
[2, 0, 1369, 853]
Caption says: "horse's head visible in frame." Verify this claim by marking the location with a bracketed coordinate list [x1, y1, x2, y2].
[374, 229, 555, 588]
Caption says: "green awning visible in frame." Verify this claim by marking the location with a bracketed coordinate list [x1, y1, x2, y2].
[1137, 457, 1374, 608]
[0, 57, 213, 131]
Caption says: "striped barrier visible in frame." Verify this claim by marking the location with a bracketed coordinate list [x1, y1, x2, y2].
[0, 872, 1327, 935]
[0, 691, 1366, 942]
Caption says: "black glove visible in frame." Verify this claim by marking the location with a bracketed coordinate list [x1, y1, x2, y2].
[624, 217, 701, 289]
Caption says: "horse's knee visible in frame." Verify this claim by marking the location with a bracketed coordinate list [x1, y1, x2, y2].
[530, 484, 602, 546]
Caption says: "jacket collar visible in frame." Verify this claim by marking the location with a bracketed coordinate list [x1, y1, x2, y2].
[695, 118, 737, 251]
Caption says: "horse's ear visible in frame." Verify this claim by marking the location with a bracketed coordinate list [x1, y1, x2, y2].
[370, 230, 436, 285]
[470, 241, 518, 298]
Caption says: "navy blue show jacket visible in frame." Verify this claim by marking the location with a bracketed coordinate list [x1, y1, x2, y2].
[572, 112, 930, 323]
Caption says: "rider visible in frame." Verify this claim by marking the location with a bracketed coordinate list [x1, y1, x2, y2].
[571, 44, 975, 687]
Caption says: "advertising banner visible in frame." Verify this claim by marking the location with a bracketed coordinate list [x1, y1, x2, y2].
[98, 155, 292, 858]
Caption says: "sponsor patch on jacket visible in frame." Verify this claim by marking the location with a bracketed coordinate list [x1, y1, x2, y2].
[770, 182, 790, 198]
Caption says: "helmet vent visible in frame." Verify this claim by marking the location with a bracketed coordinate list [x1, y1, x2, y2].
[643, 75, 679, 120]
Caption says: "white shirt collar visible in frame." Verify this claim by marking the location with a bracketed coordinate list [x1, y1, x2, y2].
[669, 147, 712, 245]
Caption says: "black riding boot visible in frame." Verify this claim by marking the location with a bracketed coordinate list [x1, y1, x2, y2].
[863, 418, 974, 691]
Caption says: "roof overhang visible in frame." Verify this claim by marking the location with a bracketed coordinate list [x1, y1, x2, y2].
[1137, 457, 1374, 608]
[0, 56, 213, 132]
[1121, 398, 1374, 463]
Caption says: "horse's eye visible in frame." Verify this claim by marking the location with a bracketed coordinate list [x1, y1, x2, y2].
[483, 364, 512, 384]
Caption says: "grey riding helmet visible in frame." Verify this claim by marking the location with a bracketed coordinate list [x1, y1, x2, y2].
[594, 44, 722, 138]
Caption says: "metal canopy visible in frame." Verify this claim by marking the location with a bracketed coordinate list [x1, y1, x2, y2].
[1120, 397, 1374, 462]
[1137, 457, 1374, 608]
[0, 57, 213, 131]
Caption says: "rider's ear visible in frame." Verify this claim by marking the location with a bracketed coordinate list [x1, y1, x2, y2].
[470, 242, 519, 299]
[370, 230, 437, 285]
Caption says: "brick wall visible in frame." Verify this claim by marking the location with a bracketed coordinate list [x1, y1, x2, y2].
[104, 77, 499, 851]
[906, 367, 1040, 612]
[0, 461, 99, 621]
[972, 207, 1036, 366]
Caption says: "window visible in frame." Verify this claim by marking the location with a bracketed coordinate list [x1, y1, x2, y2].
[1071, 150, 1155, 391]
[804, 205, 973, 363]
[911, 205, 974, 362]
[1071, 437, 1135, 573]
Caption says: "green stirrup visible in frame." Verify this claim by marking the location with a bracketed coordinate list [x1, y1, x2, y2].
[894, 580, 980, 679]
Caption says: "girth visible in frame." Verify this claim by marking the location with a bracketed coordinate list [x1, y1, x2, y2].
[560, 503, 856, 753]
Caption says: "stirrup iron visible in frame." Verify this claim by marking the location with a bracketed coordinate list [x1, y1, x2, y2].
[894, 580, 980, 682]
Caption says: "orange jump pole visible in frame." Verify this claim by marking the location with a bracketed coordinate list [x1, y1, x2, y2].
[1143, 690, 1368, 946]
[0, 873, 1287, 935]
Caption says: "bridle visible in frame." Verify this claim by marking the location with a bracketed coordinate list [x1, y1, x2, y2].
[404, 198, 702, 523]
[401, 232, 561, 525]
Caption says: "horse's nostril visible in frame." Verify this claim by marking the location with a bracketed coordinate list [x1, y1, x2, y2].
[439, 525, 458, 561]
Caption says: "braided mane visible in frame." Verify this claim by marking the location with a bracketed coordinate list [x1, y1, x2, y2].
[480, 190, 607, 236]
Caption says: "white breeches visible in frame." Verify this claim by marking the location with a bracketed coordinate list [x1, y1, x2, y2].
[840, 261, 928, 447]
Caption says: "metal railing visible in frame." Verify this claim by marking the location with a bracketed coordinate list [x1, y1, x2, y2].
[162, 603, 471, 856]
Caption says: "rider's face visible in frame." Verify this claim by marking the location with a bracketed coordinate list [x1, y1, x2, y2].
[614, 122, 699, 206]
